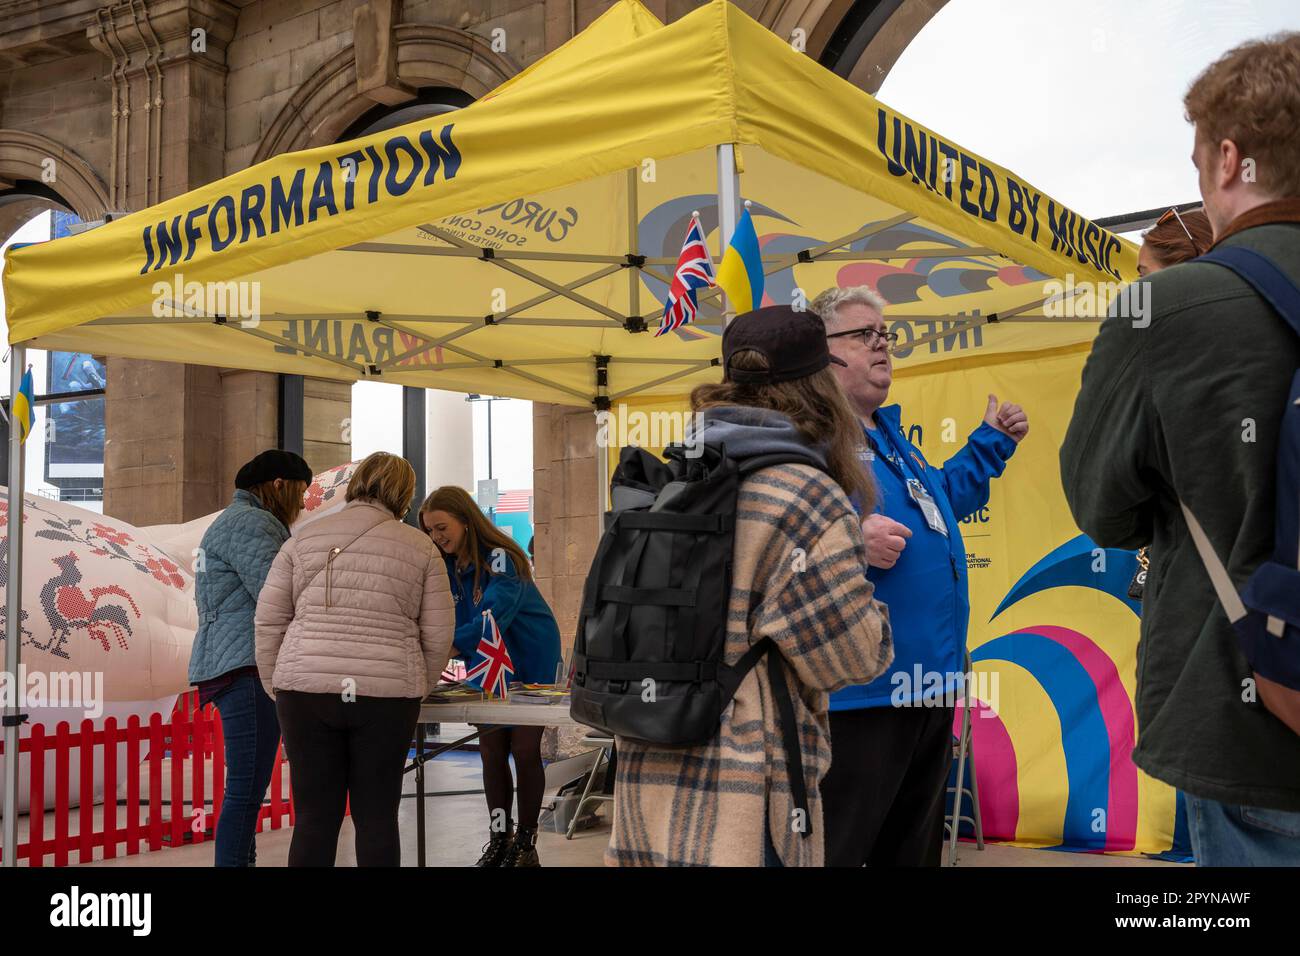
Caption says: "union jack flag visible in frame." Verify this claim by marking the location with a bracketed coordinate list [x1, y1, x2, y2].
[656, 214, 716, 337]
[464, 609, 514, 699]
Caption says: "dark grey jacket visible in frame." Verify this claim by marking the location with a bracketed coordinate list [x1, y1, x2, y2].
[1061, 208, 1300, 811]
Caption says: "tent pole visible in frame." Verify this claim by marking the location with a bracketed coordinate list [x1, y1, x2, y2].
[626, 167, 641, 322]
[716, 143, 740, 325]
[3, 343, 26, 867]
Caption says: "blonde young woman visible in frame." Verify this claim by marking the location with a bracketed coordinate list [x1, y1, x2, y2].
[190, 449, 311, 867]
[255, 452, 454, 867]
[418, 486, 562, 867]
[608, 304, 894, 867]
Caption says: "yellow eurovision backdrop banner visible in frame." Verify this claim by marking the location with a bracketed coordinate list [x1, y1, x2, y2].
[4, 0, 1134, 409]
[888, 351, 1180, 854]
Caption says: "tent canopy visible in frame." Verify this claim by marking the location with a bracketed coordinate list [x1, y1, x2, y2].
[2, 0, 1136, 407]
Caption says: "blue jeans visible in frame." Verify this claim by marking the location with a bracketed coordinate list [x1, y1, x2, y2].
[211, 673, 281, 867]
[1185, 794, 1300, 866]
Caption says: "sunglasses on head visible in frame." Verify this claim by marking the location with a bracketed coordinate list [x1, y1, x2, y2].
[1157, 206, 1203, 255]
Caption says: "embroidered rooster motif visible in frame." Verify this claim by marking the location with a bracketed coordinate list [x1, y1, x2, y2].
[38, 551, 142, 658]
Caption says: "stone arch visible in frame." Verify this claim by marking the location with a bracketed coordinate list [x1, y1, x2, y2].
[758, 0, 952, 93]
[0, 129, 110, 221]
[253, 24, 518, 163]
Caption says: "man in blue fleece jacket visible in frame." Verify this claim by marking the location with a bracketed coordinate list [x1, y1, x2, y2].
[814, 285, 1027, 866]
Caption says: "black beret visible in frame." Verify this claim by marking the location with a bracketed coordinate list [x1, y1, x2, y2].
[235, 449, 312, 490]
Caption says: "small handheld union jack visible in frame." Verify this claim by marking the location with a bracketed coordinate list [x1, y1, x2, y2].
[656, 212, 716, 337]
[464, 609, 514, 699]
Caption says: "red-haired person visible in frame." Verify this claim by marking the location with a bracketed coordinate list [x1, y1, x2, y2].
[1063, 34, 1300, 866]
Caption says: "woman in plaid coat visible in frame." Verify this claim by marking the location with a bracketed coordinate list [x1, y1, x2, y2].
[607, 306, 893, 867]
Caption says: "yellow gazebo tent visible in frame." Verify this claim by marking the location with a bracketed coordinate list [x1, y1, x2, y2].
[4, 0, 1132, 404]
[4, 0, 1163, 861]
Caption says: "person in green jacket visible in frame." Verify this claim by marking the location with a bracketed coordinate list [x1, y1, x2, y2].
[1060, 33, 1300, 866]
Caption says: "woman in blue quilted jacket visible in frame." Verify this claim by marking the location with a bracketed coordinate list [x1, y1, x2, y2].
[190, 450, 311, 866]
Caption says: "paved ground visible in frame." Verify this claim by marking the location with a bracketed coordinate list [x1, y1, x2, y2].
[11, 726, 1183, 869]
[64, 746, 1182, 869]
[79, 748, 609, 868]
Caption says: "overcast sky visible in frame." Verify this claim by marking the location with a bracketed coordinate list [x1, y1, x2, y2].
[877, 0, 1297, 223]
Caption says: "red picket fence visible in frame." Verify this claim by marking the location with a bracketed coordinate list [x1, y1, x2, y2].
[1, 692, 295, 866]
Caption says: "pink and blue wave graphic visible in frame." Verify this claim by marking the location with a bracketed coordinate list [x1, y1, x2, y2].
[961, 534, 1190, 856]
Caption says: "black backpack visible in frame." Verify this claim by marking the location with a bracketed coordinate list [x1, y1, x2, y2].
[570, 441, 823, 837]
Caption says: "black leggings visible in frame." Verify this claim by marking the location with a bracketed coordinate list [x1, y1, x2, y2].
[476, 725, 545, 830]
[276, 690, 421, 867]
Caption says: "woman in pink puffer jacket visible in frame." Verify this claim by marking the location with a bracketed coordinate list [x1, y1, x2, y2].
[255, 452, 454, 866]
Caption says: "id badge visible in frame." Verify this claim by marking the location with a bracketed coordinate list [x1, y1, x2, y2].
[907, 478, 948, 537]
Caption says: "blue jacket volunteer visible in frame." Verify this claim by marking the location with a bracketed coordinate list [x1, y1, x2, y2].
[836, 405, 1017, 710]
[813, 283, 1026, 867]
[445, 548, 562, 684]
[419, 484, 563, 867]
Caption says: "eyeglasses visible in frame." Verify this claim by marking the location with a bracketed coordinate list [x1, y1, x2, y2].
[826, 326, 899, 349]
[1156, 207, 1203, 255]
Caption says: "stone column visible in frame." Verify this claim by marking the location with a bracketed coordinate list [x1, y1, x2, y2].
[89, 0, 251, 524]
[531, 402, 599, 656]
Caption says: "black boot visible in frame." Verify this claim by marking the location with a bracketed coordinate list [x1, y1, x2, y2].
[502, 826, 540, 867]
[475, 823, 514, 867]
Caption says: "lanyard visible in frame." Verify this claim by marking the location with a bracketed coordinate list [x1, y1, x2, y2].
[864, 422, 918, 485]
[864, 421, 948, 537]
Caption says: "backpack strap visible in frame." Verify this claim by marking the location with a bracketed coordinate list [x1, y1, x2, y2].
[766, 649, 812, 840]
[1178, 502, 1249, 625]
[722, 637, 812, 840]
[1197, 246, 1300, 337]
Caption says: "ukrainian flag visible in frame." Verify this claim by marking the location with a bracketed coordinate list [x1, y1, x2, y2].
[12, 365, 35, 444]
[715, 206, 764, 314]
